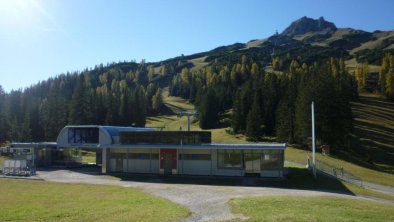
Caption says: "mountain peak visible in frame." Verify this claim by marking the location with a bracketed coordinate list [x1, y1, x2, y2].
[280, 16, 337, 36]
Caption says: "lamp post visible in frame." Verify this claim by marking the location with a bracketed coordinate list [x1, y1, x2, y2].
[311, 101, 316, 178]
[178, 111, 197, 132]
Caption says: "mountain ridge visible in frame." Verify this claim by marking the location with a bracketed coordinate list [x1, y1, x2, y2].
[156, 16, 393, 71]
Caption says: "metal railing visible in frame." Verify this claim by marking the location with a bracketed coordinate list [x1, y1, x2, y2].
[1, 159, 36, 177]
[308, 156, 363, 187]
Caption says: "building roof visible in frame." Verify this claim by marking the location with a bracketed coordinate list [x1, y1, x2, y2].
[103, 143, 286, 150]
[11, 142, 57, 148]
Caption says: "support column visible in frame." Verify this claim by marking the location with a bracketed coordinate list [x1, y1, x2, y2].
[102, 148, 107, 174]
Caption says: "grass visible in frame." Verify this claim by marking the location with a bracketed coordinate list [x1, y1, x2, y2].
[342, 182, 394, 202]
[81, 150, 96, 163]
[0, 179, 189, 222]
[285, 147, 394, 187]
[230, 196, 394, 222]
[351, 93, 394, 173]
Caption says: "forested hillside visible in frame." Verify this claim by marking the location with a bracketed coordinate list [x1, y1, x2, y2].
[170, 57, 357, 150]
[0, 61, 167, 141]
[0, 16, 393, 158]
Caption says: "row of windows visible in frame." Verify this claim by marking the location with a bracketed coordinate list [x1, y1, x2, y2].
[178, 154, 211, 161]
[119, 131, 212, 145]
[110, 153, 159, 160]
[217, 150, 283, 169]
[109, 150, 283, 169]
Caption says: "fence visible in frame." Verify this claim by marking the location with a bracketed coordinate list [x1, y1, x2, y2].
[308, 156, 363, 187]
[1, 159, 36, 176]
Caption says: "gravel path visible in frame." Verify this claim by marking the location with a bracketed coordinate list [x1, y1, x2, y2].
[36, 169, 393, 222]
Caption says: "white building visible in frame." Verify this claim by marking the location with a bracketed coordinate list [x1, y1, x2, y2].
[14, 125, 287, 177]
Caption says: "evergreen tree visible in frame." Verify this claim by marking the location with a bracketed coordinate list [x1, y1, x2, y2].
[199, 88, 219, 129]
[134, 85, 147, 126]
[246, 91, 263, 141]
[69, 75, 87, 124]
[0, 85, 9, 142]
[20, 112, 32, 142]
[275, 78, 296, 143]
[262, 73, 278, 135]
[152, 88, 163, 112]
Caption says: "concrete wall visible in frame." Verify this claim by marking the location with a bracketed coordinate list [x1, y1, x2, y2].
[178, 149, 212, 175]
[261, 170, 283, 177]
[107, 148, 159, 174]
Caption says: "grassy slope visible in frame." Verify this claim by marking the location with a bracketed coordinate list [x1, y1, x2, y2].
[286, 147, 394, 187]
[351, 93, 394, 172]
[230, 196, 394, 222]
[146, 88, 248, 143]
[0, 179, 189, 222]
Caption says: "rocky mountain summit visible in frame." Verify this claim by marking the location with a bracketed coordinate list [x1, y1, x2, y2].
[280, 16, 337, 36]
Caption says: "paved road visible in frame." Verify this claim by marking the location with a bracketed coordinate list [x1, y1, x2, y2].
[35, 169, 394, 222]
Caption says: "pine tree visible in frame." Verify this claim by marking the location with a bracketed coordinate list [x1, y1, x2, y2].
[199, 88, 219, 129]
[0, 85, 9, 142]
[386, 71, 393, 99]
[380, 54, 390, 95]
[246, 91, 263, 141]
[152, 88, 163, 112]
[134, 85, 147, 126]
[294, 79, 312, 145]
[69, 75, 87, 124]
[20, 112, 32, 142]
[262, 74, 278, 135]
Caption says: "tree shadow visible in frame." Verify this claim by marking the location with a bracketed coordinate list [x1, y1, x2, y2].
[107, 167, 354, 196]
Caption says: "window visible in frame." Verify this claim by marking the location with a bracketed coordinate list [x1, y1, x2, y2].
[150, 153, 159, 160]
[217, 150, 242, 169]
[179, 154, 211, 161]
[110, 153, 126, 159]
[129, 153, 150, 159]
[260, 150, 282, 169]
[68, 128, 99, 144]
[119, 131, 211, 144]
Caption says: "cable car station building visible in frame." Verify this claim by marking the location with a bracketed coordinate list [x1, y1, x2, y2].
[15, 125, 287, 177]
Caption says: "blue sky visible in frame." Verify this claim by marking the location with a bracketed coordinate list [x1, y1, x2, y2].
[1, 0, 393, 92]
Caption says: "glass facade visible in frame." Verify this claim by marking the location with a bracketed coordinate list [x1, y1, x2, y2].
[260, 150, 283, 169]
[119, 131, 211, 145]
[217, 149, 242, 169]
[217, 149, 283, 170]
[130, 153, 150, 159]
[109, 150, 159, 160]
[179, 154, 211, 160]
[68, 128, 99, 144]
[244, 150, 263, 173]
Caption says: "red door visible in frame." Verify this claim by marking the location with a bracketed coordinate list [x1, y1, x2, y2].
[160, 149, 177, 174]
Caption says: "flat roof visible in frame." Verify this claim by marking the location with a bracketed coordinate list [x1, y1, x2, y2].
[102, 143, 286, 150]
[11, 142, 57, 148]
[12, 142, 286, 150]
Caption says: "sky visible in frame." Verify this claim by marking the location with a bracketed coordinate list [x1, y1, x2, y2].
[0, 0, 393, 92]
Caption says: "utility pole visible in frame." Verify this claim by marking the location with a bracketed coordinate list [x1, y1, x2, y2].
[311, 102, 316, 178]
[178, 112, 197, 132]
